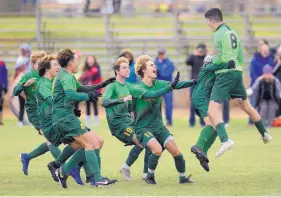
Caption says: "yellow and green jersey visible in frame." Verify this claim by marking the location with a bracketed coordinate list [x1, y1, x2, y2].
[211, 23, 244, 73]
[13, 69, 41, 112]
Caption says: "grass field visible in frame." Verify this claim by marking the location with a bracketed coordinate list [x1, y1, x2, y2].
[0, 117, 280, 196]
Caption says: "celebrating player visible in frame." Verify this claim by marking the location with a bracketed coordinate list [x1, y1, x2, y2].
[204, 8, 272, 158]
[14, 51, 62, 176]
[132, 55, 196, 184]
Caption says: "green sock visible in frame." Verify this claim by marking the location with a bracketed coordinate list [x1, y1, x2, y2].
[85, 150, 103, 182]
[143, 148, 151, 173]
[174, 153, 186, 180]
[94, 149, 101, 169]
[61, 148, 86, 176]
[148, 153, 160, 175]
[203, 130, 217, 154]
[56, 145, 75, 166]
[254, 119, 267, 137]
[83, 163, 92, 177]
[195, 125, 215, 150]
[216, 123, 228, 143]
[126, 145, 143, 166]
[48, 144, 61, 159]
[27, 142, 49, 160]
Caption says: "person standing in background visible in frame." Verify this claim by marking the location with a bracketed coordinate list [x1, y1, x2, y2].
[186, 44, 206, 127]
[119, 49, 137, 83]
[0, 60, 8, 126]
[249, 43, 275, 125]
[78, 55, 102, 126]
[273, 45, 281, 116]
[154, 48, 175, 126]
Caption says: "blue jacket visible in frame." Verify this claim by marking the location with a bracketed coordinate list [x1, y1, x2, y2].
[154, 57, 175, 81]
[125, 61, 138, 83]
[249, 52, 274, 86]
[0, 60, 8, 91]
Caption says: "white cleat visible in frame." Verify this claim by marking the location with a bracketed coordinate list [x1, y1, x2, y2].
[17, 121, 23, 127]
[120, 167, 132, 181]
[216, 139, 234, 158]
[142, 173, 148, 180]
[262, 132, 272, 144]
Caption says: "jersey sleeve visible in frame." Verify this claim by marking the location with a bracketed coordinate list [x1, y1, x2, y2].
[102, 84, 124, 108]
[38, 84, 52, 100]
[74, 76, 82, 89]
[13, 74, 29, 96]
[130, 84, 147, 99]
[175, 80, 195, 89]
[61, 73, 76, 91]
[155, 80, 170, 88]
[211, 33, 222, 65]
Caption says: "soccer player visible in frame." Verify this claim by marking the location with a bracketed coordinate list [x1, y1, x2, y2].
[204, 8, 272, 158]
[52, 48, 116, 188]
[13, 51, 62, 176]
[132, 55, 196, 184]
[102, 57, 175, 180]
[191, 60, 235, 172]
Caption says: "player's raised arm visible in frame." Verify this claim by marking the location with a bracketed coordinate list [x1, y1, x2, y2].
[13, 75, 28, 96]
[102, 84, 125, 108]
[77, 77, 115, 93]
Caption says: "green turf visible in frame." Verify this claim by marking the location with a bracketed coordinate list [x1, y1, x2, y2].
[0, 117, 280, 195]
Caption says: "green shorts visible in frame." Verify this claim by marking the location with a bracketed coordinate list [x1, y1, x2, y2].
[192, 96, 209, 118]
[113, 125, 135, 145]
[137, 126, 172, 148]
[210, 71, 247, 103]
[53, 116, 88, 145]
[42, 126, 62, 147]
[27, 110, 41, 131]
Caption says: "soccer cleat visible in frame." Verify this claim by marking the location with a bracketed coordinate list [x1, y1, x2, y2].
[20, 153, 30, 176]
[216, 139, 234, 158]
[179, 175, 195, 184]
[144, 174, 157, 184]
[56, 168, 68, 189]
[191, 145, 209, 163]
[91, 178, 116, 187]
[69, 167, 84, 185]
[262, 132, 272, 144]
[120, 167, 132, 181]
[142, 173, 148, 180]
[200, 160, 210, 172]
[47, 161, 59, 182]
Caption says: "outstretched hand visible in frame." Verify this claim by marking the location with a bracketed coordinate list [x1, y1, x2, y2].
[101, 77, 116, 88]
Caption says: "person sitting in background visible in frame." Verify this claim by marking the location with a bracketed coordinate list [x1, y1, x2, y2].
[0, 60, 8, 126]
[119, 49, 137, 83]
[247, 65, 281, 127]
[186, 44, 206, 127]
[249, 43, 275, 125]
[78, 55, 102, 126]
[154, 48, 175, 126]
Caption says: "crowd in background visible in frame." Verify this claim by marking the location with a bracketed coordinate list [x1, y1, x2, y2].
[0, 39, 280, 128]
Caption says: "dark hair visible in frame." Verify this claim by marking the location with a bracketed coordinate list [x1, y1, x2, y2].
[38, 55, 56, 77]
[83, 55, 100, 72]
[205, 8, 223, 22]
[119, 50, 134, 64]
[56, 48, 75, 68]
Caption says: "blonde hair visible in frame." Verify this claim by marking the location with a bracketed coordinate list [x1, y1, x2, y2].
[135, 55, 153, 78]
[30, 51, 47, 65]
[113, 57, 129, 76]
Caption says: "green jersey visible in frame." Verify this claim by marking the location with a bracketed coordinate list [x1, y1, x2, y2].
[211, 23, 244, 73]
[52, 68, 88, 124]
[13, 69, 40, 112]
[102, 81, 134, 135]
[37, 77, 53, 132]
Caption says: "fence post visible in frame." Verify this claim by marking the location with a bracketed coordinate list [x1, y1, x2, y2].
[36, 0, 42, 49]
[243, 11, 254, 53]
[104, 13, 112, 77]
[173, 0, 180, 69]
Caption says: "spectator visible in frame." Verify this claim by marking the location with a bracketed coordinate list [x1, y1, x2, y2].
[186, 44, 206, 127]
[273, 45, 281, 116]
[247, 65, 281, 127]
[154, 48, 175, 126]
[119, 49, 137, 83]
[21, 0, 37, 12]
[0, 60, 8, 126]
[78, 55, 102, 126]
[249, 43, 275, 124]
[12, 44, 32, 127]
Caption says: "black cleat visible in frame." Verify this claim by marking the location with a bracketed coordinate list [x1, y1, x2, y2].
[200, 160, 210, 172]
[144, 174, 157, 184]
[86, 175, 94, 183]
[191, 145, 209, 163]
[47, 161, 59, 182]
[55, 168, 68, 189]
[179, 174, 195, 184]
